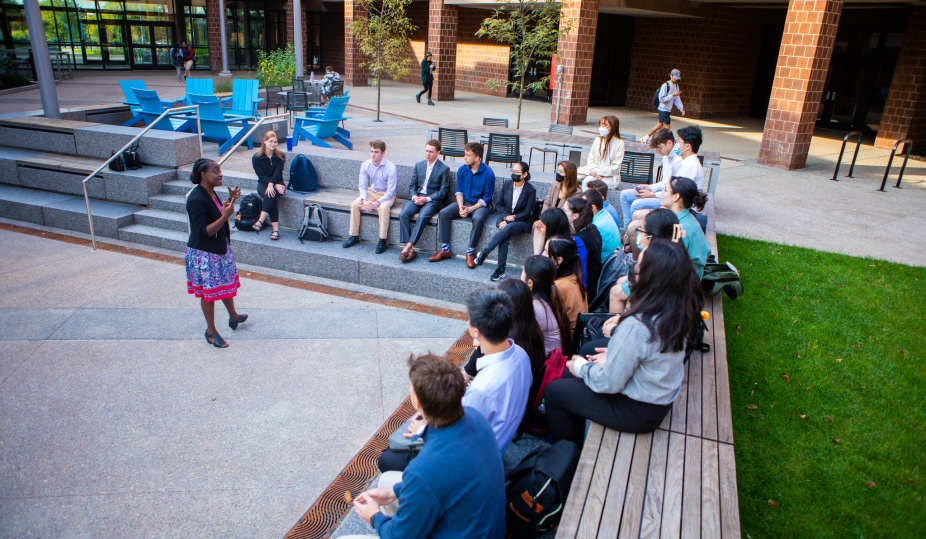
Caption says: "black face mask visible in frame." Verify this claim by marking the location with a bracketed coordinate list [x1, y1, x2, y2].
[511, 173, 523, 182]
[555, 173, 565, 182]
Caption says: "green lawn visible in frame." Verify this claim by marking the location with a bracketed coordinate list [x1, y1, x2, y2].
[716, 235, 925, 538]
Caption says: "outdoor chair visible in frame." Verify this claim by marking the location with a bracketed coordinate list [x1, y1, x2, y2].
[286, 91, 310, 127]
[188, 93, 254, 155]
[486, 133, 521, 167]
[292, 78, 306, 91]
[529, 124, 578, 172]
[221, 78, 264, 118]
[483, 118, 508, 128]
[292, 95, 352, 150]
[119, 79, 177, 126]
[183, 77, 214, 106]
[264, 85, 284, 115]
[132, 88, 196, 133]
[330, 80, 345, 98]
[305, 86, 322, 106]
[620, 151, 655, 184]
[620, 134, 637, 142]
[438, 127, 468, 160]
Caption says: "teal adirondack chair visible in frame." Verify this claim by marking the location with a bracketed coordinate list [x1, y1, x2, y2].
[119, 80, 178, 126]
[183, 78, 214, 106]
[132, 88, 196, 133]
[220, 79, 264, 118]
[292, 95, 352, 150]
[188, 93, 254, 154]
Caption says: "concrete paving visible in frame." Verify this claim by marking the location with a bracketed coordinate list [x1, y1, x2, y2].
[0, 228, 464, 537]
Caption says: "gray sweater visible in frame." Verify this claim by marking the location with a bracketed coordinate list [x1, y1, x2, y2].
[577, 315, 684, 405]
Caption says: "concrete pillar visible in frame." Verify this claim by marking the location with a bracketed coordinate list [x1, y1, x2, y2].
[343, 0, 369, 86]
[758, 0, 844, 170]
[427, 0, 457, 102]
[875, 7, 926, 150]
[550, 0, 599, 126]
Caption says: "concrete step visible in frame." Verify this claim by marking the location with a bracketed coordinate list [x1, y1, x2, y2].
[118, 223, 188, 251]
[149, 193, 187, 212]
[134, 208, 188, 232]
[0, 183, 138, 238]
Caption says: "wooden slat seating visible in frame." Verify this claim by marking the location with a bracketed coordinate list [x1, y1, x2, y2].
[132, 88, 197, 133]
[183, 77, 214, 106]
[292, 95, 352, 150]
[220, 78, 264, 118]
[620, 151, 656, 185]
[119, 79, 177, 126]
[187, 93, 254, 155]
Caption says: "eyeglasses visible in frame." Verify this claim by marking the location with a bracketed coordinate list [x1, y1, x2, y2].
[266, 139, 278, 144]
[634, 228, 651, 237]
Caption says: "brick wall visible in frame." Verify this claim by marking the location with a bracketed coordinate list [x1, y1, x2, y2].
[321, 2, 345, 73]
[875, 7, 926, 150]
[395, 2, 430, 86]
[553, 0, 600, 125]
[206, 0, 222, 73]
[428, 0, 458, 101]
[455, 8, 510, 97]
[625, 7, 764, 119]
[344, 0, 370, 86]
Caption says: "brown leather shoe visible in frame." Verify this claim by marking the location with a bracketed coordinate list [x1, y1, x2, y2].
[466, 253, 477, 269]
[399, 250, 409, 262]
[405, 250, 417, 262]
[428, 250, 452, 263]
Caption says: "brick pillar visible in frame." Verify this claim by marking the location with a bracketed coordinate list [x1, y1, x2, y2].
[551, 0, 599, 126]
[206, 0, 222, 73]
[344, 0, 370, 86]
[428, 0, 457, 102]
[758, 0, 844, 170]
[875, 7, 926, 150]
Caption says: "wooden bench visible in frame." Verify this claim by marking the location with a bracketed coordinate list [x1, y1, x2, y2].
[557, 228, 740, 539]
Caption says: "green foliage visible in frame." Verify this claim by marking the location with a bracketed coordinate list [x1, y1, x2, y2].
[257, 44, 296, 88]
[0, 73, 30, 90]
[214, 79, 233, 94]
[717, 234, 926, 538]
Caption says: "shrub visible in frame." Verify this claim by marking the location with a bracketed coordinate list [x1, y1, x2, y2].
[0, 73, 30, 90]
[257, 45, 296, 88]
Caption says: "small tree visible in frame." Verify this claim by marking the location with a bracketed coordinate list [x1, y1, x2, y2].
[348, 0, 416, 122]
[476, 0, 573, 129]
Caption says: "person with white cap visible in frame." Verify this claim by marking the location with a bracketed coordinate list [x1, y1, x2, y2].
[641, 69, 685, 145]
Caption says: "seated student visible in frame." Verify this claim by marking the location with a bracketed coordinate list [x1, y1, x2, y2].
[609, 208, 680, 315]
[661, 177, 710, 278]
[581, 188, 621, 263]
[251, 131, 286, 240]
[545, 236, 587, 335]
[429, 142, 496, 268]
[343, 140, 397, 254]
[347, 354, 506, 539]
[579, 115, 624, 190]
[533, 161, 581, 255]
[474, 161, 537, 281]
[398, 139, 450, 263]
[585, 179, 621, 231]
[675, 125, 705, 190]
[521, 256, 572, 356]
[619, 128, 681, 229]
[563, 196, 602, 300]
[544, 240, 703, 443]
[535, 207, 572, 258]
[320, 66, 340, 104]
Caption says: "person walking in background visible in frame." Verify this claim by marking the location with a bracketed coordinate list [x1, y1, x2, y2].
[181, 41, 194, 80]
[642, 69, 684, 144]
[185, 158, 247, 349]
[171, 43, 185, 83]
[416, 52, 436, 106]
[251, 131, 286, 240]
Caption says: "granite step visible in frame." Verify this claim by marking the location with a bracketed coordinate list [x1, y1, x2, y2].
[149, 193, 187, 212]
[0, 183, 138, 238]
[118, 223, 188, 251]
[133, 208, 188, 232]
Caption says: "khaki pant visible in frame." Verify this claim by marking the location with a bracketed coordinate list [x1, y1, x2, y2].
[349, 189, 394, 239]
[339, 471, 403, 539]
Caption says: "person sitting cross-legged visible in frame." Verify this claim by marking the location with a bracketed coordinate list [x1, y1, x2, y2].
[343, 140, 397, 254]
[398, 139, 450, 263]
[473, 160, 537, 281]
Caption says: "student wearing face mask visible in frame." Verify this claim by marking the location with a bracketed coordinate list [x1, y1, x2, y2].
[533, 160, 581, 255]
[609, 208, 681, 315]
[579, 115, 625, 191]
[473, 161, 537, 281]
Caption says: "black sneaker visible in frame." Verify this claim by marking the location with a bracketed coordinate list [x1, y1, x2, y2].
[342, 235, 359, 248]
[416, 93, 421, 103]
[475, 251, 487, 266]
[375, 239, 388, 254]
[490, 267, 506, 282]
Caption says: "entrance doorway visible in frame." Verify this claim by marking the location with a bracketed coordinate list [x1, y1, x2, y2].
[589, 14, 634, 106]
[128, 24, 174, 69]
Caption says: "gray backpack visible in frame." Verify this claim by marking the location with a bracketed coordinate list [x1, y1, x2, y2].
[299, 203, 329, 243]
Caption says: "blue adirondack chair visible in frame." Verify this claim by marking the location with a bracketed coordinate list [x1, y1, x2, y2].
[292, 95, 352, 150]
[188, 93, 254, 154]
[132, 88, 196, 133]
[119, 80, 178, 126]
[183, 78, 214, 106]
[220, 79, 264, 118]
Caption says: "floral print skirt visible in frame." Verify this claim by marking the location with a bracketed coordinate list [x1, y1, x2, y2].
[185, 242, 240, 302]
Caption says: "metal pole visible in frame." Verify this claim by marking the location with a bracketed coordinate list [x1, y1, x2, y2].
[23, 0, 60, 118]
[218, 0, 231, 75]
[294, 0, 304, 77]
[554, 65, 564, 125]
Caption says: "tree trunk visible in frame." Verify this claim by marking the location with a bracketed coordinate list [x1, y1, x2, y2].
[376, 74, 382, 122]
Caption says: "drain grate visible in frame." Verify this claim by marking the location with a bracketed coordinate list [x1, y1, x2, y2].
[283, 331, 474, 539]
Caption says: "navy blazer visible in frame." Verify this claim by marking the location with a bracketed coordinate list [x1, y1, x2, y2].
[186, 184, 230, 255]
[492, 179, 537, 224]
[408, 158, 450, 204]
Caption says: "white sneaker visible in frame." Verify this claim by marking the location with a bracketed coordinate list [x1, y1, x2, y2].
[640, 135, 650, 145]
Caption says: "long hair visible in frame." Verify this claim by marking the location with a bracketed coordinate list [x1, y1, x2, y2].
[619, 240, 703, 353]
[547, 235, 586, 299]
[556, 161, 578, 200]
[598, 115, 621, 159]
[498, 279, 546, 378]
[668, 176, 708, 211]
[540, 208, 571, 248]
[254, 130, 286, 161]
[565, 196, 594, 233]
[523, 255, 572, 353]
[643, 208, 680, 239]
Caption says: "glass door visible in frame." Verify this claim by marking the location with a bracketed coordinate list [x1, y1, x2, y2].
[128, 23, 173, 68]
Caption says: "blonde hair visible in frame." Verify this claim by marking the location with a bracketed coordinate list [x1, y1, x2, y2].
[255, 130, 286, 161]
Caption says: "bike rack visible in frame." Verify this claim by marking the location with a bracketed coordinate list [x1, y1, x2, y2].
[831, 130, 862, 181]
[879, 139, 913, 192]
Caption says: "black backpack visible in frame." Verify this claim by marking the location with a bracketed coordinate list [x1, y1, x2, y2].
[651, 82, 670, 110]
[288, 154, 319, 194]
[234, 193, 263, 231]
[702, 261, 743, 300]
[505, 440, 580, 538]
[298, 202, 329, 243]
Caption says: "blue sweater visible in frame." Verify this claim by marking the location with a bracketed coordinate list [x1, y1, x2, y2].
[371, 408, 506, 539]
[455, 162, 496, 208]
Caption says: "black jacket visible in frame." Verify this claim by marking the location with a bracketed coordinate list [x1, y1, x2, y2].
[186, 184, 230, 255]
[408, 158, 450, 203]
[492, 179, 537, 223]
[575, 224, 602, 298]
[252, 153, 285, 192]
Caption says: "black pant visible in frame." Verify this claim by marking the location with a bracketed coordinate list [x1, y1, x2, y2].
[378, 448, 418, 473]
[399, 199, 442, 244]
[481, 216, 532, 269]
[258, 183, 280, 222]
[437, 202, 490, 250]
[544, 377, 672, 444]
[418, 80, 433, 101]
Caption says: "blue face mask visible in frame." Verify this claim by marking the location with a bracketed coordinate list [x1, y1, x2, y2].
[636, 232, 648, 252]
[673, 144, 683, 156]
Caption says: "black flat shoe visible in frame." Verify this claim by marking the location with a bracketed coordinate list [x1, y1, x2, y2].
[205, 330, 228, 348]
[229, 314, 248, 330]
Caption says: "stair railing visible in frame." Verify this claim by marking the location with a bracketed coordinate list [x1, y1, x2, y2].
[216, 112, 291, 166]
[81, 105, 202, 252]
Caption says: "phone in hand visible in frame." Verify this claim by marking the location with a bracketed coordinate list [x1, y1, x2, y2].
[635, 185, 644, 192]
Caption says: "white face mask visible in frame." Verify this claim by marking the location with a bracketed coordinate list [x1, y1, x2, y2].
[598, 127, 609, 137]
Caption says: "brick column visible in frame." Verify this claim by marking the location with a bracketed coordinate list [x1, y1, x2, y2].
[875, 7, 926, 150]
[206, 0, 222, 73]
[343, 0, 370, 86]
[428, 0, 458, 102]
[551, 0, 599, 126]
[758, 0, 844, 170]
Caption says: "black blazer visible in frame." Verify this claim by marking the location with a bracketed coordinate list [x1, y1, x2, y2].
[492, 179, 537, 223]
[575, 224, 602, 298]
[252, 153, 285, 192]
[408, 159, 450, 203]
[186, 184, 230, 255]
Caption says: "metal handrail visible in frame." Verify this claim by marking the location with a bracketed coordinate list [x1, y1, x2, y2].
[81, 104, 202, 252]
[217, 112, 291, 166]
[832, 130, 862, 181]
[879, 139, 913, 192]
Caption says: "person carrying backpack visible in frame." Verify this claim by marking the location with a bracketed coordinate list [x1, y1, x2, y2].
[171, 43, 185, 83]
[641, 69, 685, 145]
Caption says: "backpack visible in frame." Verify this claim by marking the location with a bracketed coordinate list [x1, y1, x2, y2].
[523, 348, 568, 437]
[172, 48, 184, 67]
[287, 154, 318, 193]
[298, 203, 329, 243]
[504, 440, 581, 538]
[123, 142, 142, 170]
[702, 261, 743, 300]
[652, 82, 670, 110]
[234, 193, 263, 231]
[588, 250, 630, 312]
[685, 313, 710, 363]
